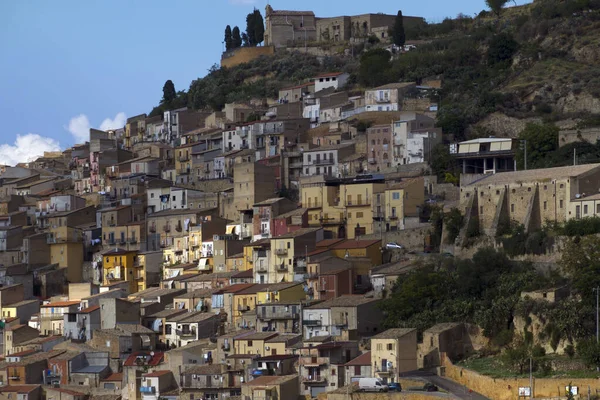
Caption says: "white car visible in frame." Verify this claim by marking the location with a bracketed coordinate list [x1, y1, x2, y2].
[386, 242, 403, 250]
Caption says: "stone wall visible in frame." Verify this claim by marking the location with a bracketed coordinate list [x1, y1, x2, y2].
[220, 46, 275, 68]
[559, 127, 600, 147]
[361, 225, 431, 252]
[442, 353, 600, 400]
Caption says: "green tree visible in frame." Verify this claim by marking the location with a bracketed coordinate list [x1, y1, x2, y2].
[487, 33, 518, 65]
[245, 10, 257, 46]
[577, 338, 600, 369]
[242, 32, 249, 47]
[430, 143, 458, 180]
[444, 208, 464, 244]
[486, 0, 509, 16]
[393, 10, 406, 47]
[561, 235, 600, 307]
[225, 25, 233, 51]
[358, 48, 392, 87]
[232, 26, 242, 48]
[161, 80, 176, 106]
[515, 123, 559, 169]
[253, 9, 265, 45]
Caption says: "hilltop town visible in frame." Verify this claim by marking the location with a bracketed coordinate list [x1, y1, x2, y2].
[2, 1, 600, 400]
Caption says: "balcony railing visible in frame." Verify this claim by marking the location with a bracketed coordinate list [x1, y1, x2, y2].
[345, 199, 370, 207]
[312, 159, 334, 166]
[129, 237, 138, 244]
[238, 305, 251, 312]
[163, 225, 171, 233]
[256, 265, 268, 273]
[304, 202, 322, 210]
[179, 155, 190, 162]
[302, 319, 322, 326]
[301, 375, 326, 383]
[299, 357, 329, 366]
[140, 386, 156, 394]
[178, 168, 191, 175]
[275, 248, 288, 256]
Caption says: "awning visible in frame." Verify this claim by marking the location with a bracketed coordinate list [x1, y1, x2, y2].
[199, 259, 208, 267]
[140, 335, 151, 346]
[227, 226, 237, 235]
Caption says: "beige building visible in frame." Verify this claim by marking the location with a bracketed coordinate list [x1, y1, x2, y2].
[383, 178, 424, 231]
[459, 163, 600, 238]
[370, 328, 417, 383]
[241, 374, 299, 400]
[264, 6, 317, 48]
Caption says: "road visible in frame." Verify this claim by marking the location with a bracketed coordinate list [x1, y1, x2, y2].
[401, 371, 490, 400]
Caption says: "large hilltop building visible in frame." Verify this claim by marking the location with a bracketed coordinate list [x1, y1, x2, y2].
[264, 5, 425, 48]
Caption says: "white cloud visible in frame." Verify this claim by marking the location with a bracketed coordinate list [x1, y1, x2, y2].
[67, 114, 92, 143]
[66, 112, 127, 144]
[99, 112, 127, 132]
[0, 134, 61, 166]
[229, 0, 257, 5]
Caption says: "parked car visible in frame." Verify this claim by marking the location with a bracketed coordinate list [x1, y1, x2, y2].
[424, 383, 438, 392]
[388, 382, 402, 392]
[358, 378, 389, 392]
[385, 242, 403, 250]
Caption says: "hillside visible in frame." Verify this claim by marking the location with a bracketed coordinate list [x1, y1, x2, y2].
[150, 0, 600, 145]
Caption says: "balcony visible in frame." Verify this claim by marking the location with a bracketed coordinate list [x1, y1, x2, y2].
[304, 202, 322, 210]
[163, 225, 171, 233]
[129, 237, 138, 244]
[41, 313, 66, 321]
[238, 305, 251, 312]
[375, 367, 395, 376]
[302, 375, 327, 384]
[389, 215, 398, 220]
[312, 159, 334, 166]
[289, 162, 303, 169]
[302, 319, 322, 326]
[261, 311, 299, 321]
[177, 329, 197, 338]
[375, 96, 390, 103]
[107, 239, 116, 246]
[300, 357, 329, 366]
[345, 199, 370, 207]
[256, 265, 268, 273]
[140, 386, 156, 394]
[119, 238, 127, 245]
[178, 168, 191, 175]
[277, 264, 288, 272]
[368, 158, 377, 164]
[275, 248, 288, 256]
[149, 226, 156, 233]
[179, 155, 190, 162]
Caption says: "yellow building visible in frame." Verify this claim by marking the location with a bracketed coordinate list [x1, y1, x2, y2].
[241, 375, 299, 400]
[370, 328, 417, 382]
[226, 253, 245, 272]
[384, 177, 424, 231]
[102, 248, 138, 294]
[299, 175, 386, 239]
[329, 239, 383, 266]
[256, 282, 306, 305]
[50, 242, 84, 282]
[134, 250, 164, 292]
[232, 285, 261, 328]
[269, 228, 321, 283]
[234, 332, 278, 356]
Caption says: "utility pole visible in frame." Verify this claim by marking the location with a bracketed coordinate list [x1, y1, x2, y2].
[520, 139, 528, 170]
[595, 287, 599, 372]
[574, 148, 577, 166]
[529, 357, 533, 399]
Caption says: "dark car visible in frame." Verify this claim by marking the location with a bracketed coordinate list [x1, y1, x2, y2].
[424, 383, 439, 392]
[388, 382, 402, 392]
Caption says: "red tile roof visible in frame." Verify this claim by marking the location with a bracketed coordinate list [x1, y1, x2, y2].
[314, 72, 345, 79]
[46, 387, 86, 396]
[345, 351, 371, 366]
[41, 301, 80, 307]
[143, 370, 172, 377]
[102, 373, 123, 382]
[123, 351, 165, 367]
[0, 385, 40, 393]
[8, 349, 37, 358]
[222, 283, 255, 293]
[316, 238, 345, 248]
[331, 239, 381, 250]
[79, 305, 100, 313]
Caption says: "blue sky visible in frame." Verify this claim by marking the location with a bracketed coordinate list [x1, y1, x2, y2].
[0, 0, 531, 165]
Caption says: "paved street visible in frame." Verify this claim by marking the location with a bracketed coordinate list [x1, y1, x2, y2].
[401, 371, 490, 400]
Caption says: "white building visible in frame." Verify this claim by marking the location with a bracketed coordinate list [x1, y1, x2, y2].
[313, 72, 349, 92]
[302, 143, 355, 178]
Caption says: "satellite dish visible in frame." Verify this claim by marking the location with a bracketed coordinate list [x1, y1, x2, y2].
[150, 351, 155, 357]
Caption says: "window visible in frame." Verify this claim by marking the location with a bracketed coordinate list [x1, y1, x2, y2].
[376, 343, 382, 351]
[392, 192, 400, 200]
[248, 340, 253, 346]
[151, 193, 155, 198]
[597, 204, 600, 214]
[356, 212, 364, 218]
[354, 366, 361, 375]
[331, 368, 336, 376]
[68, 313, 77, 322]
[387, 343, 395, 351]
[511, 204, 515, 212]
[543, 201, 547, 210]
[287, 242, 291, 249]
[560, 200, 564, 208]
[584, 205, 588, 214]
